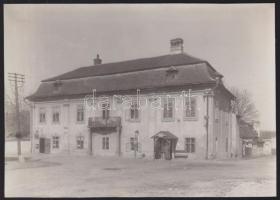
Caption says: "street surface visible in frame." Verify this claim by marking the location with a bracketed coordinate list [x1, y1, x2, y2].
[5, 154, 276, 197]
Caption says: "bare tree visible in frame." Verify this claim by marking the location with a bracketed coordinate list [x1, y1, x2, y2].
[230, 87, 259, 124]
[5, 89, 30, 139]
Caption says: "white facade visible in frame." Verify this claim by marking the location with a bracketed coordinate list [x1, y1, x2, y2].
[30, 89, 239, 160]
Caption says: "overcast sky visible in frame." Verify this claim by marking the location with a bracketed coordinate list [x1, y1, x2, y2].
[4, 4, 275, 131]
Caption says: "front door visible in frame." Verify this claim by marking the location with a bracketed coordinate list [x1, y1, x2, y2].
[39, 138, 51, 153]
[154, 138, 172, 160]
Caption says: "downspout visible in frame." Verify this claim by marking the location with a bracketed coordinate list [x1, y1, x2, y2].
[30, 103, 33, 154]
[205, 95, 209, 159]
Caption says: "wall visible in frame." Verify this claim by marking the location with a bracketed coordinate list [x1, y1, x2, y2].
[118, 90, 208, 159]
[32, 99, 89, 154]
[211, 88, 236, 159]
[31, 88, 237, 160]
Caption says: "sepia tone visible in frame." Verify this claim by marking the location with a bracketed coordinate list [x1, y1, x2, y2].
[4, 4, 276, 197]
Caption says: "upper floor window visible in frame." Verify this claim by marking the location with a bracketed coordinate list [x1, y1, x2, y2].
[39, 108, 46, 123]
[52, 106, 60, 123]
[162, 97, 175, 121]
[185, 137, 195, 153]
[214, 101, 219, 121]
[102, 103, 110, 119]
[130, 102, 140, 121]
[76, 105, 84, 122]
[184, 97, 197, 119]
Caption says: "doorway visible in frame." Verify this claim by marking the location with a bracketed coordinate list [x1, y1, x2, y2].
[154, 138, 172, 160]
[39, 138, 51, 153]
[151, 131, 178, 160]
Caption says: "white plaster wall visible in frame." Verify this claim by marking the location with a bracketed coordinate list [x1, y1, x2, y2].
[31, 89, 238, 160]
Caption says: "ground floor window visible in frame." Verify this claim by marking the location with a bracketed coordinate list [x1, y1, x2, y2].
[185, 137, 195, 153]
[52, 136, 59, 149]
[102, 137, 109, 150]
[77, 136, 84, 149]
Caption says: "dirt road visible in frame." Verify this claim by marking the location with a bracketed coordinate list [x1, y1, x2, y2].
[5, 154, 276, 197]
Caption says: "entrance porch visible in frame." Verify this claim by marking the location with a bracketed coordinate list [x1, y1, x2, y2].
[151, 131, 178, 160]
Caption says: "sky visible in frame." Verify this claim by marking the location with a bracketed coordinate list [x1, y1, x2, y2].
[4, 4, 275, 131]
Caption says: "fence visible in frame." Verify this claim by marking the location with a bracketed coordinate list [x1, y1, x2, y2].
[5, 139, 31, 156]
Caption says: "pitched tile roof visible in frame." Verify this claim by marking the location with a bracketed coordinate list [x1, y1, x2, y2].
[42, 53, 215, 81]
[27, 53, 226, 101]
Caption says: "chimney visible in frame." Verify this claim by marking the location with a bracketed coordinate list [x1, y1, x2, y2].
[170, 38, 184, 54]
[94, 54, 102, 65]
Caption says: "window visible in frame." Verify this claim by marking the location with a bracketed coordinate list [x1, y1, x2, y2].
[39, 108, 46, 123]
[162, 97, 174, 121]
[185, 138, 195, 153]
[76, 105, 84, 122]
[77, 136, 84, 149]
[52, 136, 59, 149]
[130, 102, 139, 121]
[185, 97, 197, 118]
[102, 103, 110, 119]
[102, 137, 109, 150]
[52, 106, 60, 123]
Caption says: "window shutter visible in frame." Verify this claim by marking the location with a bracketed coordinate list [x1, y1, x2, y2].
[137, 107, 141, 122]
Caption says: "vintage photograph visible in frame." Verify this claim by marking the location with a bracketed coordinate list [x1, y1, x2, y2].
[4, 4, 276, 197]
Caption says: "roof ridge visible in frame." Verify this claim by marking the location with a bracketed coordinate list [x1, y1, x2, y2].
[81, 52, 205, 69]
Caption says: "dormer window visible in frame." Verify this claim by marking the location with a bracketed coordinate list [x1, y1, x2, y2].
[166, 66, 178, 79]
[53, 80, 63, 91]
[54, 80, 62, 87]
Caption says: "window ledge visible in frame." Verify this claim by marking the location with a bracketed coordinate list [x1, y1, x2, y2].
[162, 118, 175, 122]
[183, 117, 198, 121]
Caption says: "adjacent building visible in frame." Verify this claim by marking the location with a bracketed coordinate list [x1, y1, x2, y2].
[26, 38, 240, 159]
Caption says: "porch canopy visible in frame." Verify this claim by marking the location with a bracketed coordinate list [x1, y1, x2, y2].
[151, 131, 178, 152]
[151, 131, 178, 140]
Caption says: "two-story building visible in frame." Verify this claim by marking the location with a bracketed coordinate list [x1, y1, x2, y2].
[26, 38, 240, 160]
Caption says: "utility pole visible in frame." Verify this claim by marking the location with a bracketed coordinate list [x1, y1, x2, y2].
[8, 73, 25, 158]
